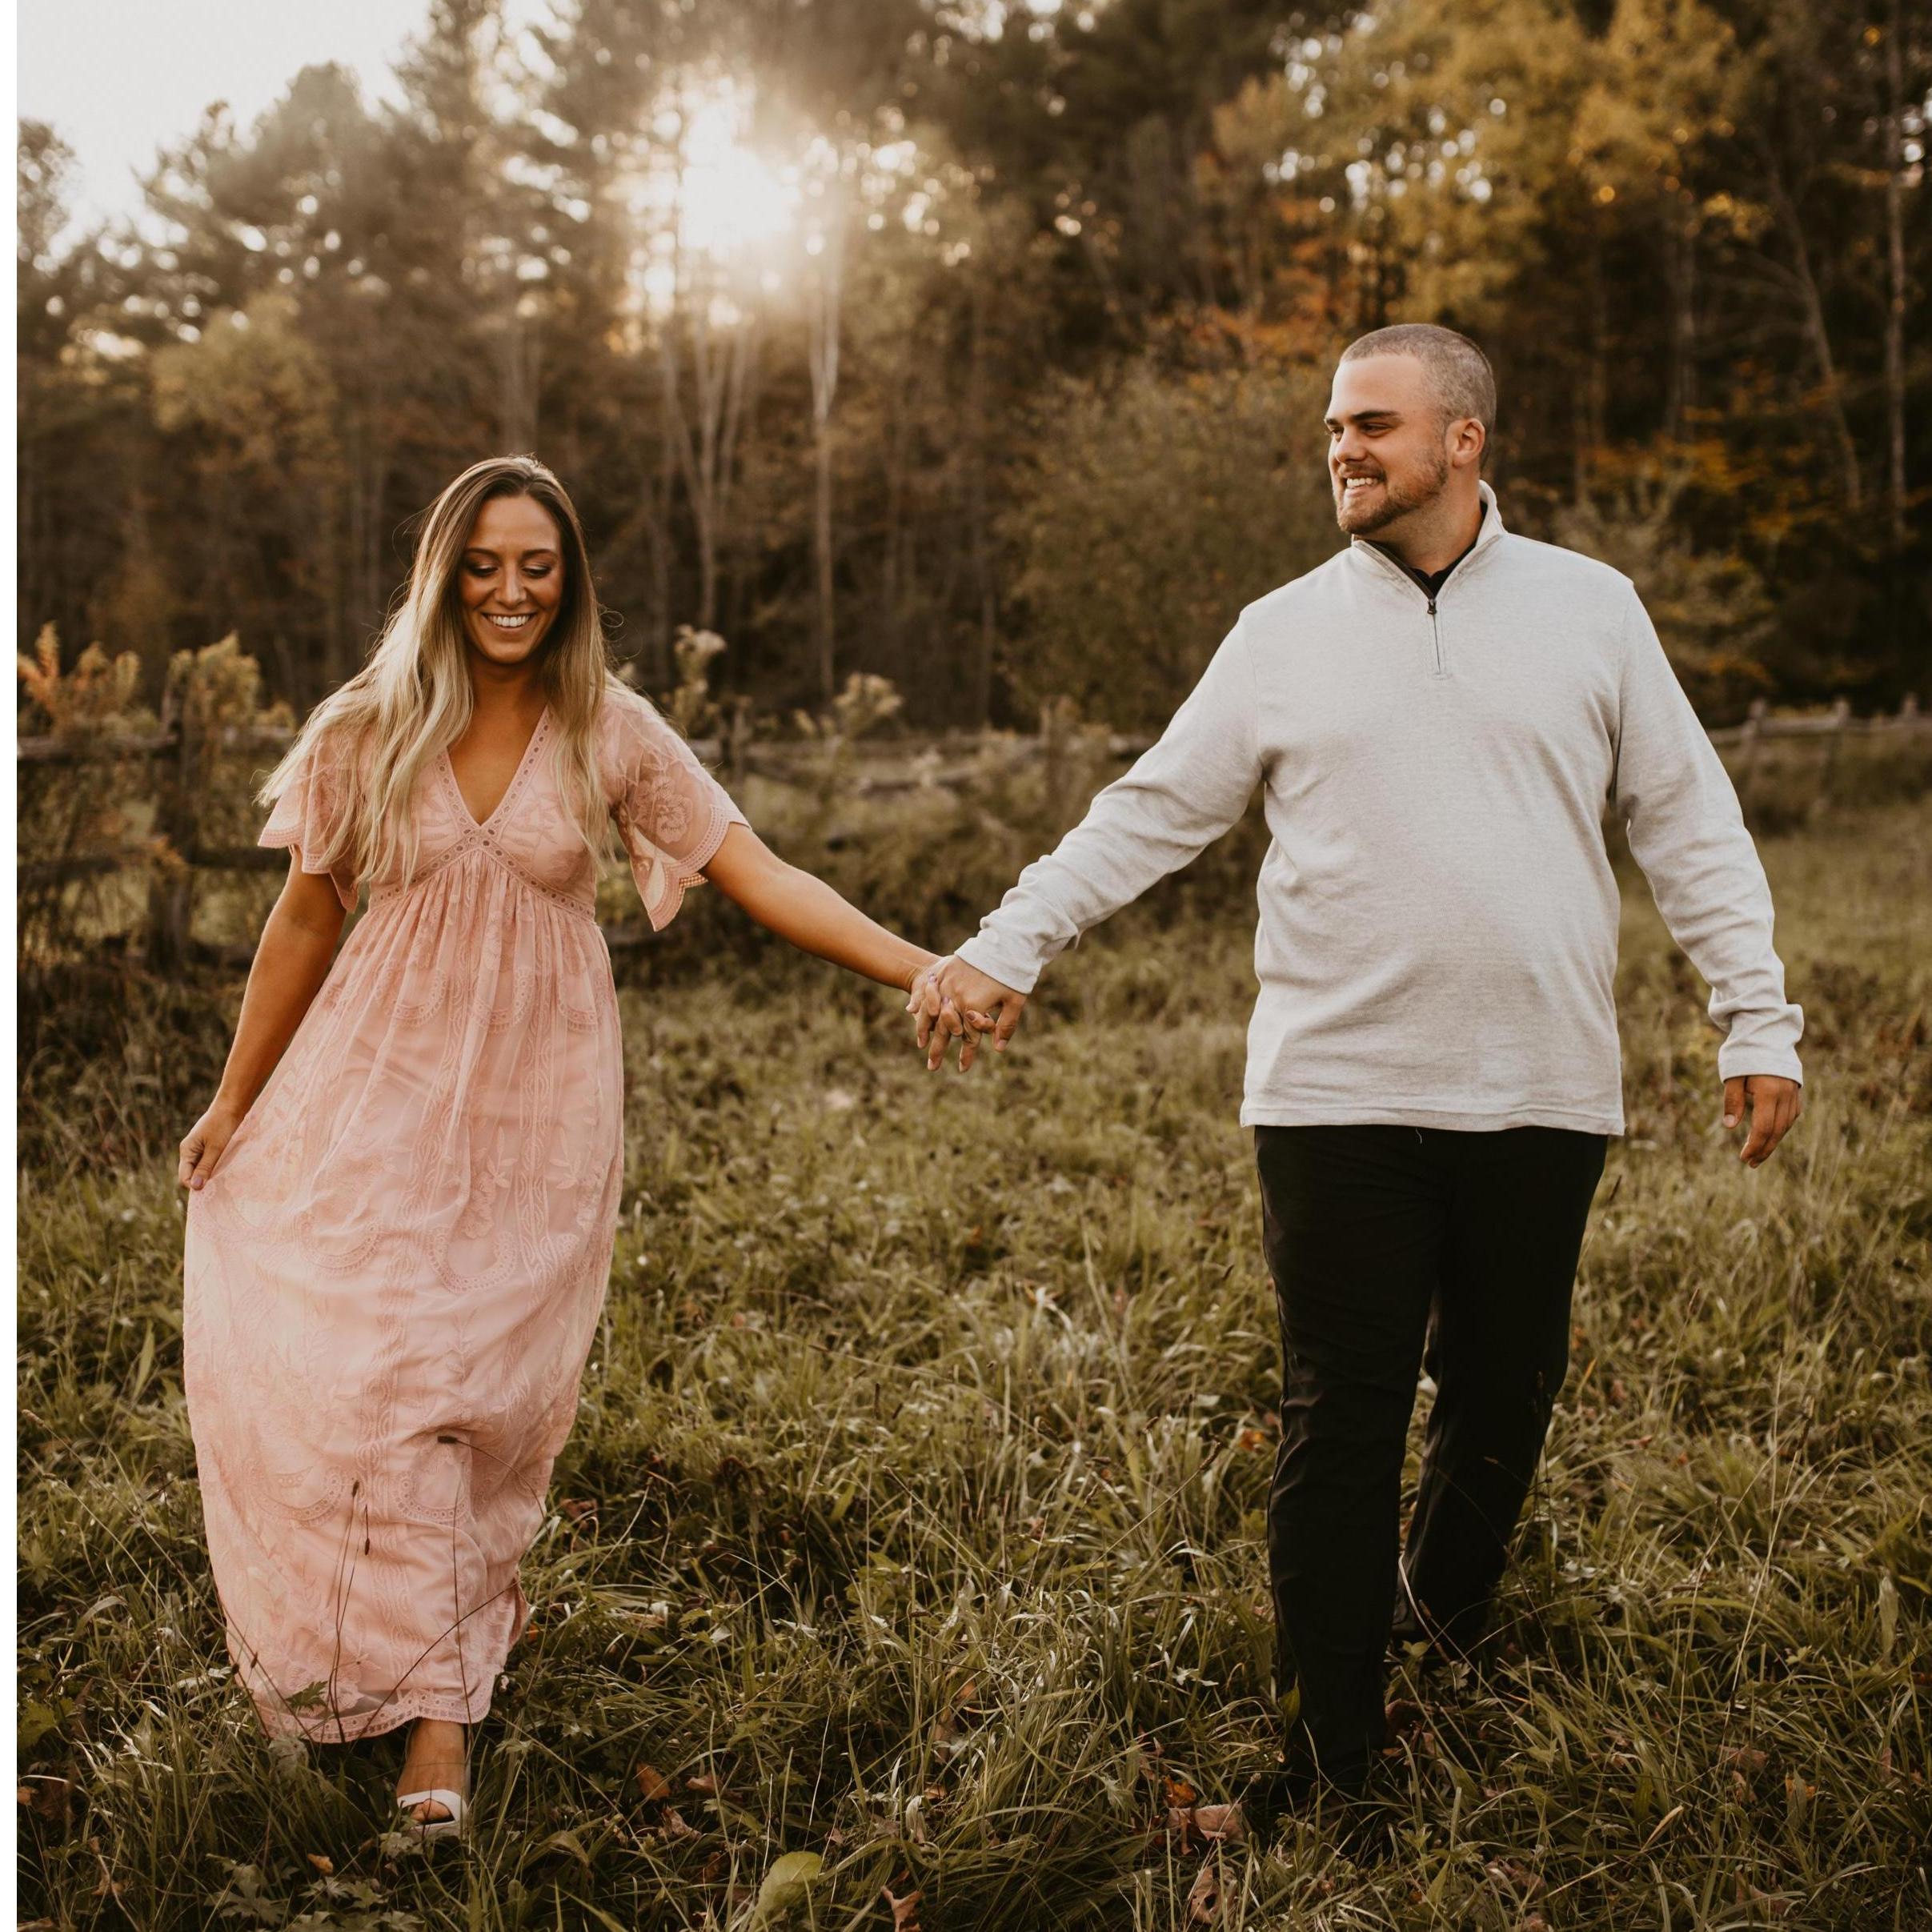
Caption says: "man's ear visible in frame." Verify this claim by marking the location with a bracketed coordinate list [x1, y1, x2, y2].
[1449, 416, 1486, 473]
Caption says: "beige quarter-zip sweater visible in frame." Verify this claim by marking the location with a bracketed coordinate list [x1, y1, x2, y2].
[955, 480, 1803, 1134]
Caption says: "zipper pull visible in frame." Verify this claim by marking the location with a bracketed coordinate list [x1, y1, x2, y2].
[1427, 599, 1437, 617]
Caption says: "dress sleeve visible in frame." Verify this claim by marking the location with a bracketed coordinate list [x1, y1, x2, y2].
[259, 724, 361, 912]
[606, 693, 748, 932]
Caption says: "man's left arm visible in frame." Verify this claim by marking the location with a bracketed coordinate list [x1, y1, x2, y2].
[1609, 587, 1804, 1166]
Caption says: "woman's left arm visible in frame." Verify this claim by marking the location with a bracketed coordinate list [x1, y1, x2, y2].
[701, 822, 936, 993]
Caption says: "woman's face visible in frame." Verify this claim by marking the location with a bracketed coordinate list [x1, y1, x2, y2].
[455, 493, 566, 671]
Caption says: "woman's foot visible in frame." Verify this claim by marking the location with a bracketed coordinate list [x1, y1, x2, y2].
[396, 1718, 469, 1832]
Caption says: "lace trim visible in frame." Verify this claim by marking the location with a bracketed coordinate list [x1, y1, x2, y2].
[366, 839, 599, 925]
[247, 1673, 503, 1745]
[439, 707, 550, 832]
[631, 794, 745, 932]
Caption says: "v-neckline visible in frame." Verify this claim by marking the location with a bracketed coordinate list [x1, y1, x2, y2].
[443, 703, 549, 831]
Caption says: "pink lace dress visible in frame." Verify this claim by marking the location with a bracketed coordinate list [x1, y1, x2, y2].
[182, 687, 744, 1741]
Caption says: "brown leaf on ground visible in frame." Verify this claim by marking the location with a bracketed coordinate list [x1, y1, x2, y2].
[932, 1681, 982, 1760]
[1164, 1775, 1198, 1808]
[634, 1763, 671, 1805]
[1734, 1875, 1792, 1918]
[659, 1807, 699, 1841]
[305, 1853, 334, 1876]
[686, 1771, 720, 1797]
[20, 1778, 75, 1826]
[1186, 1860, 1225, 1926]
[1191, 1805, 1247, 1843]
[1385, 1698, 1427, 1741]
[1484, 1858, 1544, 1899]
[1166, 1803, 1248, 1847]
[1718, 1745, 1768, 1774]
[884, 1882, 924, 1930]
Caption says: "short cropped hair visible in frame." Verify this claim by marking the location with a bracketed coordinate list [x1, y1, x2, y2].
[1340, 323, 1496, 457]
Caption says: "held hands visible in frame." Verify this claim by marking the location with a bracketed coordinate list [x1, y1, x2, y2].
[1721, 1073, 1802, 1168]
[907, 957, 1028, 1072]
[178, 1097, 247, 1191]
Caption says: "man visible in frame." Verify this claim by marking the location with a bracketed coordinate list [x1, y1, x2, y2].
[912, 323, 1804, 1808]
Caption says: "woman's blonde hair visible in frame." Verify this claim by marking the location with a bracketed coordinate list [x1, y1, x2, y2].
[261, 455, 627, 890]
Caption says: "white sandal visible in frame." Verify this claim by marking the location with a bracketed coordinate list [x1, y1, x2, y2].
[396, 1786, 467, 1842]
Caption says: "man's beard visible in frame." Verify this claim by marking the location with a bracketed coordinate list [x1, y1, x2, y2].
[1333, 447, 1450, 534]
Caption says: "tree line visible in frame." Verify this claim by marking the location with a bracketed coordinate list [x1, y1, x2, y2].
[16, 0, 1927, 732]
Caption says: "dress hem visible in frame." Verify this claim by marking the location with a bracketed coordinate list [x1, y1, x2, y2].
[249, 1682, 498, 1745]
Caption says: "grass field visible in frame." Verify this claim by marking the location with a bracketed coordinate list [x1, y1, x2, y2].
[16, 795, 1932, 1930]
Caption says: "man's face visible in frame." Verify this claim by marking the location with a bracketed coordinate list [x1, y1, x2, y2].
[1323, 355, 1456, 535]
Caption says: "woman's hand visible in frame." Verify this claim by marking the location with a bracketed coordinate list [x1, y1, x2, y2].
[908, 956, 1025, 1072]
[178, 1097, 247, 1192]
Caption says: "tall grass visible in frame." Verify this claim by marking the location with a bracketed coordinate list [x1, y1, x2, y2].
[17, 797, 1931, 1930]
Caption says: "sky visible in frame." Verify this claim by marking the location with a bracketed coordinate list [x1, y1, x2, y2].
[18, 0, 436, 243]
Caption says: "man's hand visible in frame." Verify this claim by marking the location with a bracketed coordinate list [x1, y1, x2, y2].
[908, 957, 1028, 1072]
[1721, 1073, 1802, 1168]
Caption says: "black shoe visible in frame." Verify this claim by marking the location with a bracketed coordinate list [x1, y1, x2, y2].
[1235, 1753, 1372, 1847]
[1234, 1760, 1310, 1843]
[1330, 1790, 1402, 1866]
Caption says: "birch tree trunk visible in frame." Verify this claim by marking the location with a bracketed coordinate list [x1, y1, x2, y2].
[805, 186, 849, 702]
[1882, 0, 1908, 551]
[968, 268, 997, 728]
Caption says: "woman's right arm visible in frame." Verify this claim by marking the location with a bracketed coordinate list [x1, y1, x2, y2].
[177, 857, 350, 1191]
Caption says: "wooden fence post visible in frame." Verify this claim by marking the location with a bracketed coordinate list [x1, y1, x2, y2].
[726, 695, 751, 790]
[144, 672, 202, 970]
[1735, 697, 1768, 816]
[1820, 696, 1852, 801]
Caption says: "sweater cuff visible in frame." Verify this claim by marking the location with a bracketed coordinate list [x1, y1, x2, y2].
[1716, 1040, 1803, 1084]
[954, 932, 1045, 996]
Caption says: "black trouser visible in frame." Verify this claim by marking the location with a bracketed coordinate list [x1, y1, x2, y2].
[1255, 1123, 1608, 1790]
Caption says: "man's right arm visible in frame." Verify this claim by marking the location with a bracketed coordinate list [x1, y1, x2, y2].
[953, 615, 1267, 995]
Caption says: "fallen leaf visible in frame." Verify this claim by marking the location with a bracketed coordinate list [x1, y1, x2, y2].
[635, 1763, 671, 1804]
[1384, 1699, 1427, 1742]
[686, 1771, 720, 1797]
[1166, 1803, 1248, 1847]
[749, 1850, 823, 1924]
[305, 1853, 334, 1876]
[1718, 1745, 1768, 1774]
[1186, 1860, 1224, 1926]
[884, 1882, 924, 1930]
[1164, 1775, 1199, 1808]
[1484, 1858, 1544, 1899]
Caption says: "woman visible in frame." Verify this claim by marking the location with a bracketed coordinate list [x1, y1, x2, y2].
[178, 455, 946, 1836]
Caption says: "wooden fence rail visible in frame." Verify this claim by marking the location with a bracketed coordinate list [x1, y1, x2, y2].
[18, 696, 1929, 961]
[16, 693, 1923, 773]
